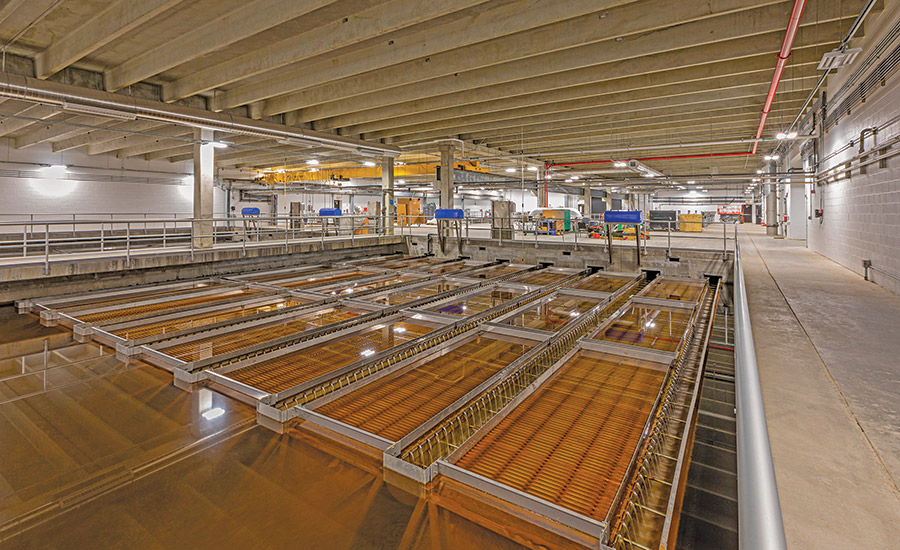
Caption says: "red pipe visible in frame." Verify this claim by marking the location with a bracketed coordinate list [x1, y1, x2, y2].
[752, 0, 808, 155]
[547, 151, 751, 168]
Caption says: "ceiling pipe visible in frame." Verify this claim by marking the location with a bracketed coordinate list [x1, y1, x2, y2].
[0, 72, 401, 158]
[751, 0, 808, 155]
[547, 151, 752, 168]
[468, 138, 786, 161]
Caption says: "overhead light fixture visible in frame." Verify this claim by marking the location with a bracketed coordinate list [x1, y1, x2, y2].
[40, 164, 69, 172]
[817, 47, 862, 71]
[686, 180, 696, 184]
[276, 137, 315, 147]
[786, 131, 798, 139]
[527, 166, 538, 172]
[756, 169, 764, 174]
[363, 161, 376, 167]
[571, 175, 579, 180]
[504, 168, 516, 173]
[613, 161, 627, 168]
[565, 178, 573, 182]
[398, 179, 406, 184]
[208, 141, 228, 148]
[60, 100, 137, 120]
[305, 159, 320, 165]
[776, 132, 787, 140]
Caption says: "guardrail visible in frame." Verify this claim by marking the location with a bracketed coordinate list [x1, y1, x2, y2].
[733, 226, 788, 550]
[0, 214, 387, 273]
[0, 211, 736, 274]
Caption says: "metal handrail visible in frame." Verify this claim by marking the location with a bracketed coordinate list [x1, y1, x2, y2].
[733, 227, 787, 550]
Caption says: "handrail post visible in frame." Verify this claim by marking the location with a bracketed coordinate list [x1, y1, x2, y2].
[43, 223, 49, 275]
[100, 222, 105, 252]
[125, 223, 131, 267]
[22, 224, 27, 258]
[734, 234, 788, 550]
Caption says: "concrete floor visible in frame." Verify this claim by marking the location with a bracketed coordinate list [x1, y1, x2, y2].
[739, 225, 900, 549]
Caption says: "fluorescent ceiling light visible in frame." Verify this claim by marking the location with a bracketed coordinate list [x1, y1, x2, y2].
[527, 166, 538, 171]
[505, 168, 516, 173]
[756, 169, 764, 174]
[571, 175, 579, 180]
[363, 161, 376, 167]
[306, 159, 319, 165]
[60, 101, 136, 120]
[787, 131, 798, 139]
[776, 132, 787, 140]
[276, 137, 315, 147]
[397, 179, 406, 184]
[686, 180, 696, 184]
[565, 178, 572, 182]
[817, 47, 862, 71]
[613, 161, 627, 168]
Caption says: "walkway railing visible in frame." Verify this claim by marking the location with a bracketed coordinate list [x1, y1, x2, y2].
[733, 227, 788, 550]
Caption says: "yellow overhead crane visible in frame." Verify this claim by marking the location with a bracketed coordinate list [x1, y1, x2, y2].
[261, 161, 486, 184]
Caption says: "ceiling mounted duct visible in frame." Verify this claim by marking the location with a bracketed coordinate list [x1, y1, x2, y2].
[817, 47, 863, 70]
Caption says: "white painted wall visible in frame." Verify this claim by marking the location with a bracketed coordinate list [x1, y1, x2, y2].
[0, 139, 227, 222]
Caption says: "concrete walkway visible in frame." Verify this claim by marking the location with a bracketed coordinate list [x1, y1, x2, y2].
[739, 225, 900, 549]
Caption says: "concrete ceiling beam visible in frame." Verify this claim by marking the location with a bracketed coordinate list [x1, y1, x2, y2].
[210, 0, 632, 111]
[360, 70, 822, 141]
[84, 124, 188, 155]
[50, 120, 170, 152]
[162, 0, 489, 101]
[11, 114, 110, 149]
[262, 0, 861, 118]
[465, 98, 808, 143]
[104, 0, 341, 91]
[386, 86, 813, 145]
[318, 38, 832, 133]
[34, 0, 185, 79]
[0, 104, 58, 138]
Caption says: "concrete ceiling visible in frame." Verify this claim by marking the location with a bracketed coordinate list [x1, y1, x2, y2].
[0, 0, 878, 179]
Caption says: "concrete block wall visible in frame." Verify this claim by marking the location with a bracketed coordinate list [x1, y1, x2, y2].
[805, 9, 900, 295]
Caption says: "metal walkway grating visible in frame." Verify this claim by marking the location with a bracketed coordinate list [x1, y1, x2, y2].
[315, 335, 535, 442]
[225, 320, 435, 393]
[76, 288, 262, 323]
[158, 306, 365, 362]
[110, 298, 306, 340]
[455, 351, 666, 523]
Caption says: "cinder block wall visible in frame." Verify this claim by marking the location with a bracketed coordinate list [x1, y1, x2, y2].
[806, 9, 900, 295]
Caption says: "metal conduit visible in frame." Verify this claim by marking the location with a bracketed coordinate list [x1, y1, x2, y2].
[0, 72, 400, 158]
[734, 232, 787, 550]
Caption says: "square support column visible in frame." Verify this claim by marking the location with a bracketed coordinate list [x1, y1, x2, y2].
[438, 144, 454, 210]
[381, 157, 394, 235]
[582, 185, 592, 218]
[193, 128, 215, 249]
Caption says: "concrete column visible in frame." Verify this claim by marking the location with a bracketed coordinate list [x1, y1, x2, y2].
[193, 128, 215, 248]
[582, 185, 592, 218]
[438, 144, 454, 209]
[381, 157, 394, 235]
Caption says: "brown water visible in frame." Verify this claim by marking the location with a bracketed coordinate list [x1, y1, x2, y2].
[0, 307, 537, 549]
